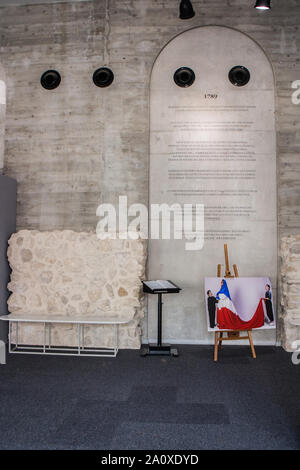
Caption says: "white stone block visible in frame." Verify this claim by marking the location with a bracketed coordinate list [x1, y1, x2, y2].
[7, 230, 147, 349]
[0, 340, 6, 365]
[280, 235, 300, 351]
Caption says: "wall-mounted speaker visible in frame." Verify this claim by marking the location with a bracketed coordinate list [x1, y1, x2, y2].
[93, 67, 114, 88]
[228, 66, 250, 87]
[174, 67, 195, 88]
[40, 70, 61, 90]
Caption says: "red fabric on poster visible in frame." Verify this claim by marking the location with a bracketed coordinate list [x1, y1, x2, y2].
[217, 298, 265, 330]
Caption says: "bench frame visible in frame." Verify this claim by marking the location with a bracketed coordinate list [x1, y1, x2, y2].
[0, 315, 129, 358]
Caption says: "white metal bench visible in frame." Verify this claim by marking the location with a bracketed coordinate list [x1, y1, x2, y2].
[0, 313, 130, 359]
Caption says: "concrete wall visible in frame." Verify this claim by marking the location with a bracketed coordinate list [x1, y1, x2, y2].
[0, 1, 300, 346]
[0, 0, 299, 238]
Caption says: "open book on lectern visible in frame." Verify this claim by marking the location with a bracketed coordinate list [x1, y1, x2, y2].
[142, 280, 181, 294]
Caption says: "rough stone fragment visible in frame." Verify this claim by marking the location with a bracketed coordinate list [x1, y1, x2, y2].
[7, 230, 146, 349]
[118, 287, 128, 297]
[21, 249, 32, 262]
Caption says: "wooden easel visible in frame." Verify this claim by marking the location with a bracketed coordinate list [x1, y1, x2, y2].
[214, 244, 256, 362]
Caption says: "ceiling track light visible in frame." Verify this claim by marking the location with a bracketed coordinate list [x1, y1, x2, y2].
[254, 0, 271, 10]
[179, 0, 195, 20]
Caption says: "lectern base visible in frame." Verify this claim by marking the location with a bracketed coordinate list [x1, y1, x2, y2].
[140, 344, 179, 357]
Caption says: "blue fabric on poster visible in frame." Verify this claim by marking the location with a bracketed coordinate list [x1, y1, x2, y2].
[216, 279, 232, 300]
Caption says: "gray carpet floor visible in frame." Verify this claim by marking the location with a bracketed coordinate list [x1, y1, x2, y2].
[0, 345, 299, 450]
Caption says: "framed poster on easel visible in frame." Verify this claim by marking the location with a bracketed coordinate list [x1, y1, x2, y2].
[205, 245, 276, 361]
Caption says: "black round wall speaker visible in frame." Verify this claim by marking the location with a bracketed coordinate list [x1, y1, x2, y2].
[228, 66, 250, 87]
[40, 70, 61, 90]
[93, 67, 114, 87]
[174, 67, 195, 88]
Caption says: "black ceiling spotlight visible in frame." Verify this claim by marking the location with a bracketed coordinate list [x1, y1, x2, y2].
[254, 0, 271, 10]
[93, 67, 114, 87]
[228, 66, 250, 87]
[40, 70, 61, 90]
[179, 0, 195, 20]
[174, 67, 195, 88]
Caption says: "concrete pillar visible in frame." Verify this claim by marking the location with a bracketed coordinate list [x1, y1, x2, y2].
[0, 63, 5, 173]
[0, 176, 17, 345]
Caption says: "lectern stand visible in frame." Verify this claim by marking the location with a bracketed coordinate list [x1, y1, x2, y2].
[141, 280, 181, 357]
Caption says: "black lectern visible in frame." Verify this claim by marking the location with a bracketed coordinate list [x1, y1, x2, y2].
[141, 280, 182, 357]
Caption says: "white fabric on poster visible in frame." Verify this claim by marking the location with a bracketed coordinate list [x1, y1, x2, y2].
[217, 293, 238, 315]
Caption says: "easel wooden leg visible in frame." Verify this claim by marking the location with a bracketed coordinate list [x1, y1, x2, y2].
[247, 330, 256, 358]
[218, 332, 223, 350]
[214, 332, 219, 362]
[214, 245, 258, 361]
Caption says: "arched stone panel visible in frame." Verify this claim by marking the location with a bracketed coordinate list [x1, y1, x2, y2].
[148, 26, 277, 344]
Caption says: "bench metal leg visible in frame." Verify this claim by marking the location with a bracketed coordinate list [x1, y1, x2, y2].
[43, 322, 46, 353]
[7, 320, 121, 358]
[114, 324, 119, 357]
[0, 340, 6, 365]
[8, 321, 13, 353]
[78, 323, 80, 355]
[82, 325, 85, 350]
